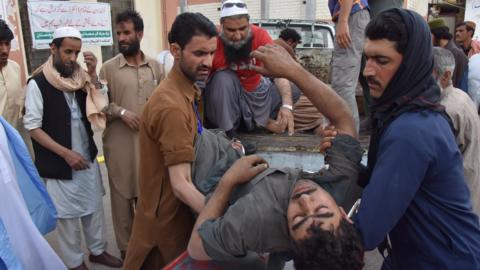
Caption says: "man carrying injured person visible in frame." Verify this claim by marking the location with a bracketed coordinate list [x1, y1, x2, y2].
[186, 44, 365, 270]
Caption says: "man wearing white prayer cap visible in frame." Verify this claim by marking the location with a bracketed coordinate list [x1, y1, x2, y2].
[204, 0, 300, 143]
[23, 26, 121, 270]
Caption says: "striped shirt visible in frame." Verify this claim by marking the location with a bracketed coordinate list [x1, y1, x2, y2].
[329, 0, 369, 21]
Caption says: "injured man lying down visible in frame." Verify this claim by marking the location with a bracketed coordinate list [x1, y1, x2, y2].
[180, 45, 366, 270]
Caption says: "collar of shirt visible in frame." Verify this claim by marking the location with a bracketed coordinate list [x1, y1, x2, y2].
[167, 67, 201, 103]
[118, 51, 152, 68]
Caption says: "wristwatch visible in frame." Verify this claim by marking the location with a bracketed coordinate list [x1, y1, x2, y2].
[120, 109, 127, 116]
[281, 104, 293, 111]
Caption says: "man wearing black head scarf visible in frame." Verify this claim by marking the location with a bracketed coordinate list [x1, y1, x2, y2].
[338, 8, 480, 269]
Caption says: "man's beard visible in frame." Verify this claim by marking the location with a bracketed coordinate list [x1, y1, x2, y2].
[179, 61, 211, 82]
[53, 54, 79, 78]
[119, 38, 140, 56]
[220, 31, 253, 64]
[0, 52, 9, 68]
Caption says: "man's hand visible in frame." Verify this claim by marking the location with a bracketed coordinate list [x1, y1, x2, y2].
[335, 21, 352, 49]
[250, 45, 301, 79]
[83, 51, 98, 79]
[63, 150, 90, 170]
[277, 107, 295, 135]
[222, 155, 268, 185]
[120, 110, 140, 131]
[320, 125, 337, 154]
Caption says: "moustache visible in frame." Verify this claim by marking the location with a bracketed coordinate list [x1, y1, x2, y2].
[366, 76, 381, 87]
[197, 65, 211, 71]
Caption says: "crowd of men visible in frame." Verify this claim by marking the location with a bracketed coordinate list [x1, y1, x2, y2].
[0, 0, 480, 269]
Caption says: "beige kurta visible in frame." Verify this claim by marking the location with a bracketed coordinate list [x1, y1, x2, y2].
[0, 60, 24, 130]
[440, 85, 480, 215]
[100, 53, 164, 199]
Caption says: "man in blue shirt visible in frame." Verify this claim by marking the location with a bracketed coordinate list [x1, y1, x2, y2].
[323, 8, 480, 269]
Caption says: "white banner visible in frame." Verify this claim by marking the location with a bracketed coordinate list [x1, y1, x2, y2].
[27, 1, 113, 49]
[466, 0, 480, 40]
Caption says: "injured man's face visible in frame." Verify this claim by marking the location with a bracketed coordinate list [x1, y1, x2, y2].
[287, 179, 350, 242]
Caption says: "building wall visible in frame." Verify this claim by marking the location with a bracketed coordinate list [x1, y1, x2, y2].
[135, 0, 164, 58]
[186, 0, 428, 22]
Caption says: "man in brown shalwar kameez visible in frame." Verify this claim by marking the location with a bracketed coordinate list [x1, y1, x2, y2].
[123, 13, 218, 269]
[99, 10, 163, 259]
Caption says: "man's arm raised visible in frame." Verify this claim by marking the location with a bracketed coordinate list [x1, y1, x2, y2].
[250, 45, 357, 138]
[187, 155, 268, 260]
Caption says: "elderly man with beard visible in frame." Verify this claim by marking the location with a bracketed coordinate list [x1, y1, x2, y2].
[205, 0, 300, 139]
[23, 27, 122, 270]
[432, 47, 480, 215]
[429, 18, 469, 91]
[323, 9, 480, 269]
[99, 10, 164, 259]
[123, 12, 218, 269]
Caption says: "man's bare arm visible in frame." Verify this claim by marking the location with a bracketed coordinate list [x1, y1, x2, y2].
[168, 163, 205, 214]
[272, 78, 295, 135]
[336, 0, 354, 48]
[250, 45, 357, 137]
[187, 155, 268, 260]
[29, 128, 89, 170]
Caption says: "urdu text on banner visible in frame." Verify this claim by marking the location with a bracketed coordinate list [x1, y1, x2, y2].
[27, 1, 113, 49]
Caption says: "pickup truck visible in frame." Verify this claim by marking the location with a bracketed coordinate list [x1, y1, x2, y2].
[252, 19, 335, 84]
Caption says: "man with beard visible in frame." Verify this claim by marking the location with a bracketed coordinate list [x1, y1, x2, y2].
[429, 18, 469, 91]
[324, 9, 480, 269]
[0, 20, 31, 150]
[123, 12, 218, 269]
[99, 10, 164, 259]
[205, 0, 300, 139]
[432, 47, 480, 215]
[23, 27, 122, 270]
[0, 20, 22, 131]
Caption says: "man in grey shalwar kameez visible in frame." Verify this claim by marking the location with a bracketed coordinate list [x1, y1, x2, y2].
[23, 27, 121, 270]
[205, 1, 301, 138]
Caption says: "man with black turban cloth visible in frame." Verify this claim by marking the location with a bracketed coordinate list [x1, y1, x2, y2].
[323, 8, 480, 270]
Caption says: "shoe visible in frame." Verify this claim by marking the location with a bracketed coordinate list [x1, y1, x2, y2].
[243, 141, 257, 155]
[89, 251, 123, 268]
[226, 129, 257, 154]
[70, 262, 88, 270]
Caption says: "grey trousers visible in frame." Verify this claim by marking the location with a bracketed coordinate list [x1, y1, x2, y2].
[56, 207, 107, 268]
[205, 70, 301, 132]
[331, 9, 370, 132]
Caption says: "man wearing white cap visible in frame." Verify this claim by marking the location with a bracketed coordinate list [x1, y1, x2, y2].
[23, 26, 122, 270]
[205, 0, 300, 141]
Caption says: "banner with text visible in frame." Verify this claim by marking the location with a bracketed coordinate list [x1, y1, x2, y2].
[466, 0, 480, 40]
[27, 1, 113, 49]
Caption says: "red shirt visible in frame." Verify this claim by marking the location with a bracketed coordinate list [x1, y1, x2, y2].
[211, 25, 273, 92]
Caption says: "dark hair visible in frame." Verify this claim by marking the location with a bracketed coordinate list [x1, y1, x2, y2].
[365, 10, 408, 55]
[279, 28, 301, 43]
[456, 22, 475, 38]
[168, 12, 218, 49]
[116, 10, 144, 32]
[431, 26, 453, 41]
[0, 20, 13, 42]
[293, 219, 364, 270]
